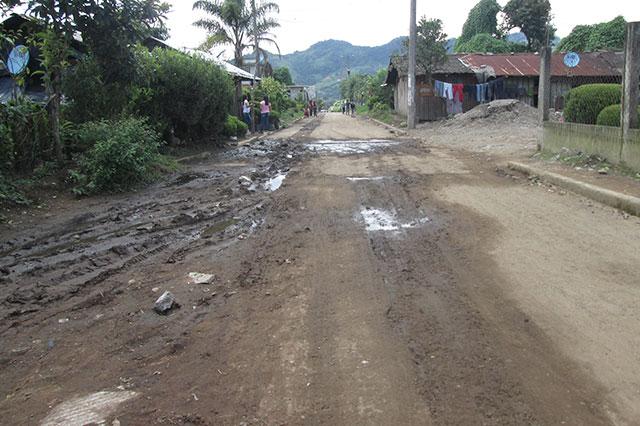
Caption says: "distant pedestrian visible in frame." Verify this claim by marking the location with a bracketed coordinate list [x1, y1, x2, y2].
[259, 96, 270, 132]
[304, 106, 310, 118]
[242, 95, 252, 132]
[312, 100, 318, 117]
[342, 101, 346, 114]
[350, 101, 356, 116]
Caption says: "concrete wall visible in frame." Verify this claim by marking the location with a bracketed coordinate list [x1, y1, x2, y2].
[543, 122, 640, 171]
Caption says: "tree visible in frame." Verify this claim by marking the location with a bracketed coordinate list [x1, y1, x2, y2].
[456, 0, 502, 49]
[193, 0, 279, 69]
[273, 66, 293, 85]
[407, 17, 447, 77]
[455, 33, 528, 53]
[556, 16, 626, 52]
[502, 0, 554, 51]
[2, 0, 168, 162]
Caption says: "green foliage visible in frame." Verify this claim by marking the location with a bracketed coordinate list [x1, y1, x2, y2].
[556, 16, 626, 52]
[502, 0, 554, 51]
[340, 69, 392, 110]
[0, 99, 52, 173]
[457, 0, 502, 47]
[194, 0, 280, 67]
[252, 76, 291, 113]
[70, 118, 162, 194]
[273, 66, 293, 85]
[133, 48, 235, 144]
[455, 33, 528, 53]
[0, 171, 29, 206]
[596, 104, 640, 128]
[564, 84, 621, 125]
[223, 114, 248, 137]
[62, 55, 135, 123]
[414, 17, 448, 75]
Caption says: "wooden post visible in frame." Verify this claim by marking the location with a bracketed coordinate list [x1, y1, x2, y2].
[538, 46, 552, 126]
[621, 22, 640, 145]
[407, 0, 417, 129]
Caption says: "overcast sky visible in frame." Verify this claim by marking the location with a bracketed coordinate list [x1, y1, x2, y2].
[166, 0, 640, 58]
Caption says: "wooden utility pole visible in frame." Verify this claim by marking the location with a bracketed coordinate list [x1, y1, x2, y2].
[407, 0, 417, 129]
[538, 46, 551, 126]
[621, 21, 640, 145]
[252, 0, 260, 78]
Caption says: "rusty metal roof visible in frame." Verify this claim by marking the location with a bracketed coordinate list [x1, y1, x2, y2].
[458, 52, 623, 77]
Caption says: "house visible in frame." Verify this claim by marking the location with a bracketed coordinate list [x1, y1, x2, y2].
[286, 85, 316, 103]
[386, 51, 624, 122]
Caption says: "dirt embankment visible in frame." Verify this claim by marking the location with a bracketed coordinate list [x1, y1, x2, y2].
[410, 99, 541, 156]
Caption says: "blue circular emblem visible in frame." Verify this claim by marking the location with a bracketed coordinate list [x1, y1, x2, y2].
[564, 52, 580, 68]
[7, 45, 30, 75]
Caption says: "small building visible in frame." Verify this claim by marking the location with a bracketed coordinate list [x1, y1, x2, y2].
[386, 51, 624, 122]
[286, 85, 315, 103]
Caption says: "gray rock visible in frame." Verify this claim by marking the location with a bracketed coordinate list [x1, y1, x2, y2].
[154, 291, 179, 315]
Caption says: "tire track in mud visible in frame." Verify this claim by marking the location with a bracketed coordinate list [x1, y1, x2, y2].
[0, 138, 306, 330]
[348, 160, 610, 424]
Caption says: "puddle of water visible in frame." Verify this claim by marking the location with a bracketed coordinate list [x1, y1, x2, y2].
[306, 139, 397, 154]
[40, 391, 137, 426]
[264, 172, 287, 191]
[359, 208, 430, 232]
[346, 176, 386, 182]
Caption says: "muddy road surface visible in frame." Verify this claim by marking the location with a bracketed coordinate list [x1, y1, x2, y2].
[1, 113, 640, 425]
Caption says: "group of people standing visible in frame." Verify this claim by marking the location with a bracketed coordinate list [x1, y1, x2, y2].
[304, 100, 318, 118]
[242, 95, 271, 133]
[342, 100, 356, 116]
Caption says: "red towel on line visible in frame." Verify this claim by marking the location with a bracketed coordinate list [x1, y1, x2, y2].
[452, 84, 464, 103]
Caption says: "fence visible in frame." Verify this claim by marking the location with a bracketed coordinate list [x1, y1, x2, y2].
[543, 122, 640, 170]
[541, 22, 640, 171]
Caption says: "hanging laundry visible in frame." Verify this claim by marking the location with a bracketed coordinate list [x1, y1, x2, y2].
[443, 83, 453, 100]
[452, 84, 464, 103]
[434, 80, 444, 98]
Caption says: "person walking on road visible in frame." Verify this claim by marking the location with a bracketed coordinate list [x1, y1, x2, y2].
[259, 96, 270, 133]
[242, 95, 252, 133]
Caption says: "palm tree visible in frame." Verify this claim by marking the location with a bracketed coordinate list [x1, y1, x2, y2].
[193, 0, 280, 70]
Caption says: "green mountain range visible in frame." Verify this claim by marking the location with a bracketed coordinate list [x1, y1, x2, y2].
[269, 37, 406, 102]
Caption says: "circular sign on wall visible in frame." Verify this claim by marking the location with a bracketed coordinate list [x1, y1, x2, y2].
[563, 52, 581, 68]
[7, 45, 30, 75]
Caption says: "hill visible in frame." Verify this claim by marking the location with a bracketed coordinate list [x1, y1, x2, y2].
[269, 37, 405, 102]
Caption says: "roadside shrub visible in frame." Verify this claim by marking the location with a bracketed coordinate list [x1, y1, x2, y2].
[71, 117, 162, 194]
[133, 49, 234, 144]
[564, 84, 621, 124]
[223, 115, 248, 138]
[62, 55, 134, 123]
[596, 104, 640, 127]
[0, 171, 29, 206]
[252, 77, 292, 114]
[0, 99, 51, 173]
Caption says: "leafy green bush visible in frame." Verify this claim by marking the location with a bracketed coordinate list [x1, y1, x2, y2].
[71, 117, 162, 194]
[252, 77, 292, 114]
[455, 33, 528, 53]
[0, 99, 52, 173]
[596, 104, 640, 127]
[62, 55, 135, 123]
[0, 171, 29, 206]
[223, 115, 248, 138]
[133, 49, 234, 144]
[564, 84, 621, 125]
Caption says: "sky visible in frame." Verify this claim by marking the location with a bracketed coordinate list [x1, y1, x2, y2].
[167, 0, 640, 58]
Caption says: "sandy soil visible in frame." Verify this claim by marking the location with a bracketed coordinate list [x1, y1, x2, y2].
[1, 113, 639, 425]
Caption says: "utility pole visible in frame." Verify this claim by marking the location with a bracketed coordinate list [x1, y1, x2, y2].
[621, 22, 640, 146]
[407, 0, 417, 129]
[252, 0, 260, 78]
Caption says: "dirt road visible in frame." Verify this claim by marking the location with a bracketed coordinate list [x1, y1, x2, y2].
[1, 113, 639, 425]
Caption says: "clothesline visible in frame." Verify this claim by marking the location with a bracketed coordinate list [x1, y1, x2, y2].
[433, 77, 510, 104]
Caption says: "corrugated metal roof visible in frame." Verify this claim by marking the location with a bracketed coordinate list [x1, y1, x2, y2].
[458, 52, 623, 77]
